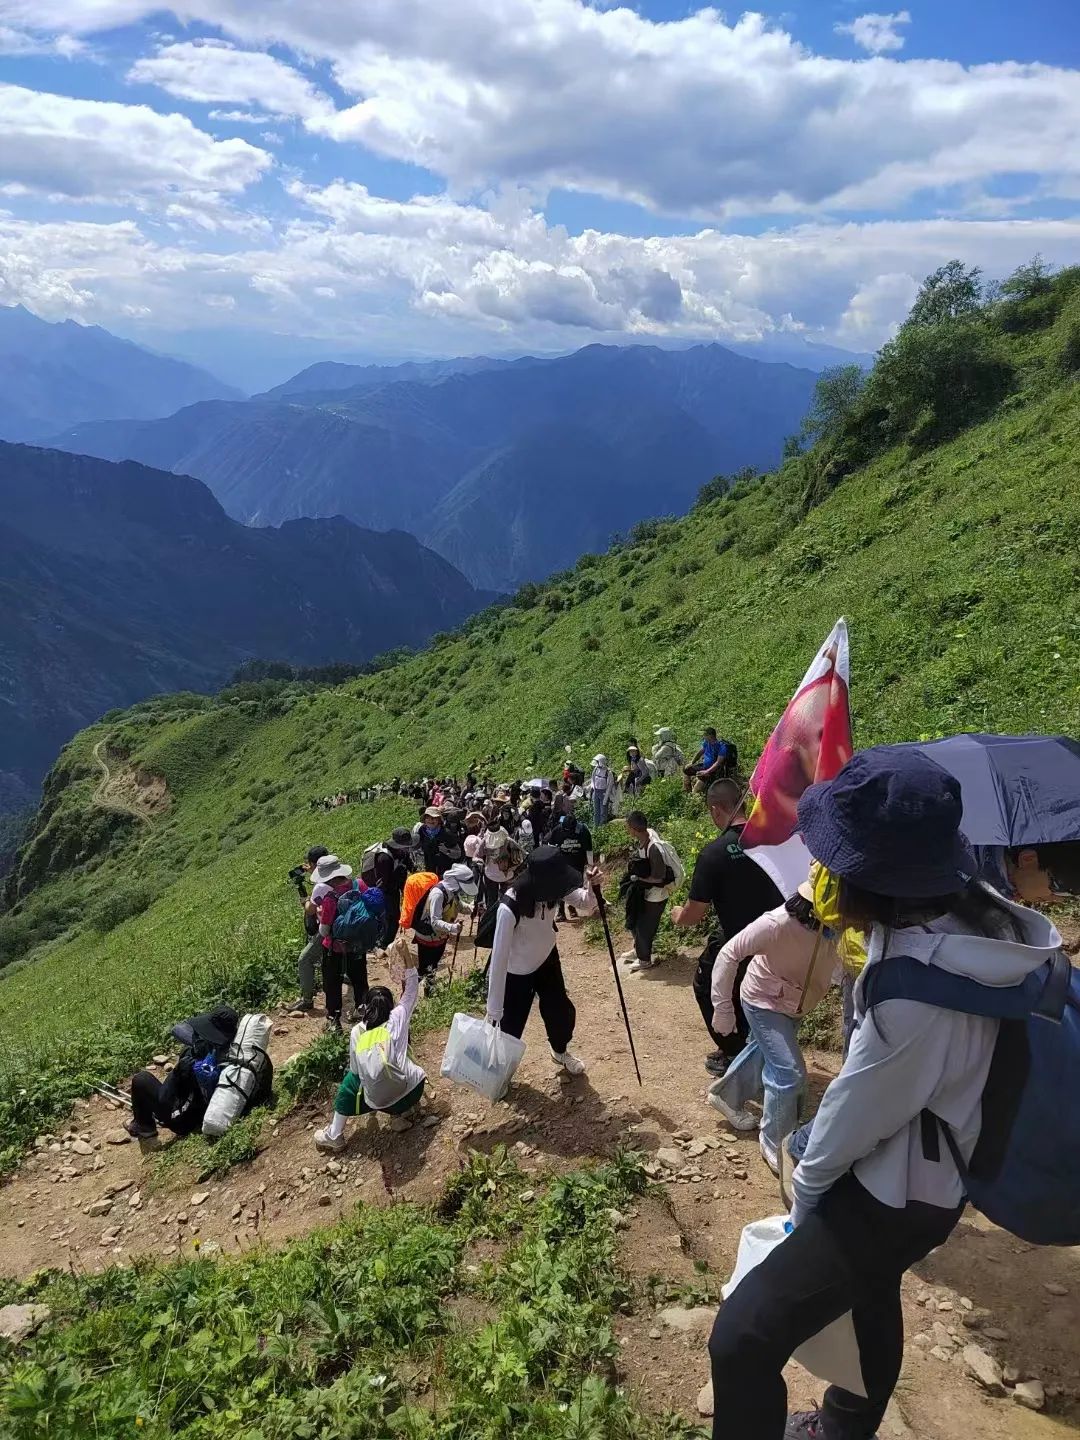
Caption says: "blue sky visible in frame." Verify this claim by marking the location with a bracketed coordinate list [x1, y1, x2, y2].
[0, 0, 1077, 387]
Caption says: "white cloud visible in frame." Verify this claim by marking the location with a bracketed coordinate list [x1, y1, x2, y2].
[128, 39, 331, 121]
[209, 109, 274, 124]
[0, 24, 84, 55]
[835, 11, 911, 55]
[0, 83, 271, 211]
[4, 2, 1079, 220]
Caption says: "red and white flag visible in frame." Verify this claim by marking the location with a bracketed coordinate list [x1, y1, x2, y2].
[740, 618, 852, 897]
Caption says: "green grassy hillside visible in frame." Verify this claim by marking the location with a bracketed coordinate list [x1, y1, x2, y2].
[1, 260, 1079, 1169]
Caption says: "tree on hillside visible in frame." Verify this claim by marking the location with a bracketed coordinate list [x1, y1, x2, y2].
[905, 260, 983, 329]
[999, 254, 1053, 303]
[798, 364, 866, 448]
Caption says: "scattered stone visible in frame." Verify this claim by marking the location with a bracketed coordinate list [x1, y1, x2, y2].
[231, 1203, 242, 1220]
[105, 1179, 134, 1197]
[152, 1054, 170, 1066]
[1043, 1282, 1069, 1297]
[1003, 1365, 1021, 1387]
[658, 1306, 715, 1335]
[325, 1160, 343, 1177]
[87, 1198, 113, 1217]
[422, 1114, 441, 1128]
[201, 1241, 220, 1256]
[70, 1139, 94, 1157]
[175, 1213, 188, 1225]
[673, 1128, 692, 1142]
[930, 1346, 953, 1362]
[190, 1192, 210, 1207]
[386, 1116, 412, 1133]
[930, 1323, 956, 1350]
[912, 1332, 931, 1349]
[1013, 1380, 1045, 1412]
[0, 1305, 50, 1344]
[732, 1169, 749, 1182]
[127, 1191, 142, 1209]
[936, 1300, 953, 1312]
[915, 1291, 930, 1306]
[519, 1190, 536, 1203]
[608, 1208, 629, 1230]
[685, 1140, 708, 1158]
[92, 1155, 105, 1171]
[648, 1326, 662, 1340]
[318, 1194, 332, 1207]
[105, 1130, 131, 1146]
[963, 1344, 1006, 1396]
[697, 1381, 714, 1418]
[982, 1327, 1009, 1342]
[162, 1245, 178, 1257]
[656, 1148, 684, 1171]
[959, 1297, 973, 1311]
[99, 1231, 119, 1248]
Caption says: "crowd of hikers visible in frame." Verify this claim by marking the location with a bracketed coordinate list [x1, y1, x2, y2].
[124, 719, 1080, 1440]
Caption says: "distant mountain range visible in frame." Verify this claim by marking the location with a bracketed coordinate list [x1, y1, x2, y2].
[0, 306, 238, 442]
[0, 443, 493, 812]
[53, 341, 818, 590]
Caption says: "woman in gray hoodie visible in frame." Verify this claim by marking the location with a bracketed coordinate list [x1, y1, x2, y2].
[707, 746, 1062, 1440]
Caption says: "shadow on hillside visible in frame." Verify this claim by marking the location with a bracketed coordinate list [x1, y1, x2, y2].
[471, 1075, 623, 1161]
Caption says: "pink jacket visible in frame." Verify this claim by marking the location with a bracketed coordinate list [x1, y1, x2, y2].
[711, 904, 836, 1031]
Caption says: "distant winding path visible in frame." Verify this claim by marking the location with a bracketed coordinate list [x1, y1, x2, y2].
[91, 740, 152, 823]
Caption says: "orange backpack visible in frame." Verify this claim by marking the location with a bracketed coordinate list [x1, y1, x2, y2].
[400, 871, 439, 931]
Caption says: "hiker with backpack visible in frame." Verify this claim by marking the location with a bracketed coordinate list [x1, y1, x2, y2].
[480, 813, 522, 913]
[618, 811, 682, 972]
[651, 726, 685, 779]
[314, 944, 427, 1153]
[545, 808, 593, 922]
[405, 862, 478, 991]
[620, 744, 651, 796]
[683, 727, 737, 792]
[483, 845, 602, 1077]
[292, 844, 330, 1013]
[314, 855, 383, 1031]
[589, 754, 618, 831]
[705, 878, 836, 1174]
[707, 745, 1069, 1440]
[360, 828, 414, 945]
[412, 806, 446, 874]
[127, 1005, 240, 1140]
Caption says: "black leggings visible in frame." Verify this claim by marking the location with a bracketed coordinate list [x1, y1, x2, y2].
[416, 938, 447, 978]
[500, 948, 575, 1054]
[131, 1067, 206, 1136]
[709, 1172, 963, 1439]
[323, 948, 369, 1021]
[693, 936, 750, 1057]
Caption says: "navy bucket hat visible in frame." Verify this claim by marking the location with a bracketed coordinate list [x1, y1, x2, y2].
[797, 745, 977, 899]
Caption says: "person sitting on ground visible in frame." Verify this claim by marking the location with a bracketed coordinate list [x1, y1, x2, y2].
[314, 855, 373, 1031]
[620, 744, 651, 796]
[619, 811, 676, 972]
[410, 862, 477, 992]
[683, 727, 734, 793]
[671, 778, 783, 1077]
[706, 877, 837, 1174]
[292, 844, 330, 1012]
[127, 1005, 240, 1140]
[314, 947, 426, 1153]
[485, 845, 601, 1078]
[589, 753, 618, 831]
[707, 745, 1063, 1440]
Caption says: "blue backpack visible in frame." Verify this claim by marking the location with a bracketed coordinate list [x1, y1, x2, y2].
[331, 883, 385, 950]
[866, 950, 1078, 1246]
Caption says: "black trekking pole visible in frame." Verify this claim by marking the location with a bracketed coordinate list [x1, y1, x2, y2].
[447, 926, 462, 984]
[592, 884, 643, 1087]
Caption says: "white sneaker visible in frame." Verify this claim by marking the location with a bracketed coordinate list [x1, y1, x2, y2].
[551, 1047, 587, 1076]
[314, 1127, 346, 1153]
[617, 950, 637, 965]
[706, 1085, 758, 1131]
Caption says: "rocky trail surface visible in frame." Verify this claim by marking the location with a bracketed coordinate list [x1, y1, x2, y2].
[1, 919, 1078, 1437]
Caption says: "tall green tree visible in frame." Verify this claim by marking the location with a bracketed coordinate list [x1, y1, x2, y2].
[905, 260, 983, 329]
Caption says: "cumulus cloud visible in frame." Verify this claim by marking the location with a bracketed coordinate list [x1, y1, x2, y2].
[0, 83, 271, 210]
[0, 23, 83, 55]
[835, 11, 911, 55]
[128, 39, 331, 121]
[4, 1, 1080, 219]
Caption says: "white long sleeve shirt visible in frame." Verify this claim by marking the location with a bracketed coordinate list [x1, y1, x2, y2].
[486, 884, 596, 1022]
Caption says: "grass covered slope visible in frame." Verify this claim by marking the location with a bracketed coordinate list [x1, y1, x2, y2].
[1, 262, 1079, 1168]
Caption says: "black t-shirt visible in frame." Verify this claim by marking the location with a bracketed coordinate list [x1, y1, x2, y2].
[687, 823, 782, 941]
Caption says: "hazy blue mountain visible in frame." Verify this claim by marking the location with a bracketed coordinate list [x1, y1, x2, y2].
[261, 354, 508, 401]
[0, 443, 492, 810]
[52, 340, 817, 588]
[0, 306, 239, 442]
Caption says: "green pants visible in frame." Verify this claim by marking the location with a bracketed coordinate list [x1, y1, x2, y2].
[333, 1070, 426, 1117]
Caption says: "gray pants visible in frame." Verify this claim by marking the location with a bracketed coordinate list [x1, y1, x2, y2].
[631, 899, 667, 963]
[297, 936, 323, 1003]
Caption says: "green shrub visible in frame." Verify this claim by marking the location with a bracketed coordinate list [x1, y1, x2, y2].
[88, 882, 156, 934]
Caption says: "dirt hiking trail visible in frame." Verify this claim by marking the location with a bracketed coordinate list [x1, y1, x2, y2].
[2, 917, 1078, 1438]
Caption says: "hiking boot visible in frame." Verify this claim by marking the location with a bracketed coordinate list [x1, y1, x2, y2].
[125, 1118, 158, 1141]
[423, 972, 438, 998]
[324, 1015, 342, 1034]
[617, 949, 637, 965]
[784, 1412, 877, 1440]
[628, 956, 657, 972]
[704, 1049, 729, 1078]
[707, 1085, 758, 1131]
[778, 1131, 798, 1211]
[314, 1127, 346, 1153]
[551, 1047, 587, 1076]
[289, 996, 315, 1013]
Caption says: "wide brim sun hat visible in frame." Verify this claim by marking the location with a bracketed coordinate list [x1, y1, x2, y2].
[313, 854, 353, 885]
[797, 745, 977, 900]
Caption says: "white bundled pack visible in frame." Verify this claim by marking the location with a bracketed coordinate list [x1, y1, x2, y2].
[202, 1012, 273, 1137]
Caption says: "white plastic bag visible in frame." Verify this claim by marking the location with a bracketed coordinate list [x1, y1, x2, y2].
[440, 1013, 525, 1102]
[723, 1216, 866, 1398]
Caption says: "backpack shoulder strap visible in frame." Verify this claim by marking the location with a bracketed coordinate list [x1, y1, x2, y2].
[864, 952, 1069, 1023]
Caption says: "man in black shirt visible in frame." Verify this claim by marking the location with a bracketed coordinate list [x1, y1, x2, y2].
[671, 777, 782, 1076]
[545, 810, 593, 920]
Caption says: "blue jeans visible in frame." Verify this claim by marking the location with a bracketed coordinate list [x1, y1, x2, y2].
[591, 790, 606, 832]
[713, 1003, 806, 1164]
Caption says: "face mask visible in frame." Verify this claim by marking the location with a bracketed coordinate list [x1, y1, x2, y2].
[809, 861, 868, 975]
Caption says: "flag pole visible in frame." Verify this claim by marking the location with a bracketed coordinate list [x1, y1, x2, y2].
[592, 885, 643, 1087]
[797, 927, 826, 1018]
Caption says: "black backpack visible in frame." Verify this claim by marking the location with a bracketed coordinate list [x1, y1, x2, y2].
[474, 895, 519, 949]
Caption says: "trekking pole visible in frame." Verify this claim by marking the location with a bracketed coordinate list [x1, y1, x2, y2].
[592, 885, 643, 1087]
[447, 927, 462, 984]
[94, 1083, 133, 1109]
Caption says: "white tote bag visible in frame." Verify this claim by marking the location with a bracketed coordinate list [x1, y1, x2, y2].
[440, 1013, 526, 1102]
[723, 1216, 866, 1398]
